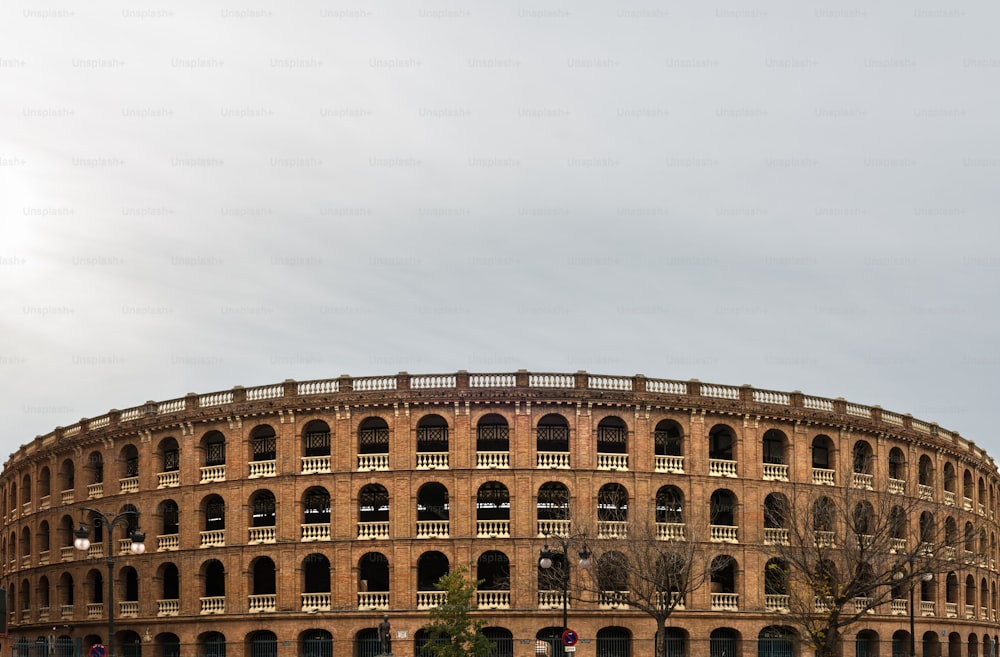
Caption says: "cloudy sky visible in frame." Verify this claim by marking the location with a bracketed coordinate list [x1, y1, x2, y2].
[2, 1, 998, 461]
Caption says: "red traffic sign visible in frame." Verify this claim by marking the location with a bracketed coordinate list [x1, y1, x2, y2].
[90, 645, 107, 657]
[562, 629, 579, 646]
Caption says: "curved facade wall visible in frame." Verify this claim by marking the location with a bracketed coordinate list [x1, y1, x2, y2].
[2, 371, 999, 657]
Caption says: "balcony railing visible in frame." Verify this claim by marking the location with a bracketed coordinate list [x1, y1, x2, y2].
[60, 546, 74, 562]
[358, 592, 390, 610]
[597, 453, 628, 471]
[919, 484, 933, 501]
[964, 497, 973, 511]
[853, 597, 874, 614]
[249, 527, 276, 544]
[654, 455, 684, 473]
[358, 521, 390, 540]
[537, 519, 570, 537]
[538, 590, 568, 609]
[891, 599, 907, 615]
[39, 550, 49, 565]
[852, 472, 874, 490]
[157, 471, 180, 488]
[119, 601, 138, 617]
[598, 521, 629, 539]
[764, 528, 790, 546]
[358, 454, 389, 471]
[157, 534, 179, 551]
[157, 599, 179, 616]
[302, 593, 331, 612]
[946, 602, 958, 618]
[709, 459, 737, 477]
[476, 591, 511, 609]
[60, 604, 73, 620]
[416, 520, 450, 538]
[416, 452, 449, 469]
[477, 520, 510, 538]
[656, 522, 686, 541]
[301, 456, 331, 474]
[654, 591, 685, 611]
[812, 468, 835, 485]
[944, 490, 956, 506]
[88, 544, 104, 560]
[814, 531, 835, 548]
[200, 465, 226, 483]
[119, 476, 139, 493]
[87, 483, 103, 499]
[966, 606, 975, 619]
[199, 530, 225, 548]
[711, 593, 738, 610]
[249, 460, 276, 478]
[200, 596, 225, 615]
[889, 478, 906, 495]
[87, 603, 103, 619]
[599, 591, 630, 610]
[537, 452, 570, 469]
[710, 525, 738, 543]
[476, 451, 510, 469]
[890, 537, 906, 553]
[249, 594, 276, 613]
[417, 591, 447, 609]
[762, 463, 788, 481]
[765, 594, 790, 612]
[39, 495, 50, 510]
[301, 523, 331, 541]
[921, 600, 936, 616]
[61, 489, 75, 505]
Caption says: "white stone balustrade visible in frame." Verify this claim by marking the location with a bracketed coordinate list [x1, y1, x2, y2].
[764, 528, 789, 546]
[538, 591, 567, 609]
[476, 452, 510, 468]
[157, 471, 180, 488]
[537, 520, 570, 537]
[889, 479, 906, 495]
[301, 456, 331, 474]
[358, 592, 390, 610]
[301, 593, 331, 612]
[710, 525, 738, 543]
[709, 459, 737, 477]
[891, 599, 907, 615]
[416, 520, 449, 538]
[157, 534, 179, 551]
[944, 490, 956, 506]
[60, 605, 73, 620]
[852, 472, 874, 490]
[890, 538, 906, 553]
[200, 465, 226, 483]
[249, 594, 276, 613]
[946, 602, 958, 618]
[477, 520, 510, 538]
[656, 522, 686, 541]
[762, 463, 789, 481]
[711, 593, 739, 610]
[119, 476, 139, 493]
[249, 527, 276, 544]
[301, 523, 331, 542]
[157, 599, 179, 616]
[249, 460, 276, 478]
[87, 603, 103, 619]
[598, 521, 629, 539]
[814, 531, 835, 548]
[536, 452, 570, 469]
[358, 522, 390, 540]
[765, 595, 789, 612]
[919, 484, 933, 501]
[921, 600, 936, 616]
[476, 591, 511, 609]
[200, 597, 225, 615]
[87, 483, 103, 499]
[812, 469, 835, 485]
[655, 455, 684, 473]
[416, 452, 449, 469]
[120, 601, 138, 617]
[417, 591, 447, 609]
[200, 530, 225, 548]
[597, 453, 628, 471]
[61, 489, 75, 505]
[358, 454, 389, 471]
[60, 546, 74, 562]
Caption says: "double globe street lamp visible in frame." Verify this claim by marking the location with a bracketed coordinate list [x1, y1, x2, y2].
[539, 534, 592, 648]
[73, 507, 146, 657]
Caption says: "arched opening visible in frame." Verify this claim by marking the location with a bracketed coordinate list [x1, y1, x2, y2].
[476, 414, 509, 468]
[476, 482, 510, 537]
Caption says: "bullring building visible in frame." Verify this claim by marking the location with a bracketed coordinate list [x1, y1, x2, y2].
[1, 371, 998, 657]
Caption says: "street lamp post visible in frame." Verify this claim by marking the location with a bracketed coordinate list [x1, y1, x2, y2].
[73, 507, 146, 657]
[538, 534, 591, 640]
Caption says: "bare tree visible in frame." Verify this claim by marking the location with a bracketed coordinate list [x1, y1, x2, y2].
[559, 484, 722, 657]
[761, 478, 978, 657]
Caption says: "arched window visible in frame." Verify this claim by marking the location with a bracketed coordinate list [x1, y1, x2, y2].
[201, 431, 226, 475]
[416, 483, 449, 538]
[812, 435, 834, 484]
[301, 420, 331, 474]
[853, 441, 874, 490]
[415, 415, 449, 469]
[250, 490, 276, 527]
[160, 563, 179, 602]
[537, 482, 570, 536]
[710, 628, 740, 657]
[301, 630, 332, 657]
[358, 417, 389, 471]
[249, 630, 277, 657]
[302, 487, 331, 531]
[302, 554, 331, 600]
[202, 560, 225, 598]
[158, 437, 180, 474]
[203, 495, 225, 531]
[710, 490, 738, 542]
[417, 551, 449, 606]
[476, 414, 509, 468]
[358, 485, 390, 539]
[758, 626, 795, 657]
[654, 419, 683, 473]
[201, 631, 226, 657]
[656, 486, 684, 530]
[477, 551, 510, 593]
[476, 482, 510, 537]
[250, 557, 276, 599]
[596, 417, 628, 470]
[597, 483, 629, 536]
[250, 425, 277, 470]
[160, 499, 179, 536]
[537, 414, 570, 468]
[358, 552, 389, 601]
[483, 628, 513, 657]
[596, 627, 632, 657]
[708, 425, 736, 465]
[762, 429, 787, 465]
[889, 447, 907, 482]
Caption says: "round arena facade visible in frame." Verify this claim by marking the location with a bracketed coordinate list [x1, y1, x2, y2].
[1, 370, 999, 657]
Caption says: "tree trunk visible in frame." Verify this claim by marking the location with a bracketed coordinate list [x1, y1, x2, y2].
[655, 625, 665, 657]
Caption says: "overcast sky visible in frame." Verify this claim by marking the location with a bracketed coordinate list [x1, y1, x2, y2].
[2, 1, 999, 463]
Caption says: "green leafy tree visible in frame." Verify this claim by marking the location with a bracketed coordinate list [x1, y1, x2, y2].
[420, 565, 495, 657]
